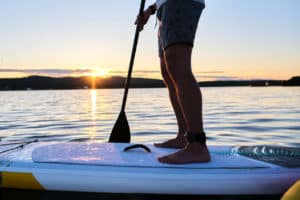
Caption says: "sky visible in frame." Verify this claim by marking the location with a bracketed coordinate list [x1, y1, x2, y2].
[0, 0, 299, 80]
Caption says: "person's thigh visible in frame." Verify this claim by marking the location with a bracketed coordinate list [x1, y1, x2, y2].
[164, 44, 193, 82]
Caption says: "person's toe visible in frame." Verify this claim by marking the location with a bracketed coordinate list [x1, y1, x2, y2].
[154, 143, 162, 147]
[158, 156, 169, 163]
[158, 155, 177, 164]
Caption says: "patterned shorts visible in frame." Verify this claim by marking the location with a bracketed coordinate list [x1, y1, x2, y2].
[157, 0, 205, 57]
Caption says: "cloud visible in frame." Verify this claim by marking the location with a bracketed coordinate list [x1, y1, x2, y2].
[197, 71, 225, 74]
[0, 68, 92, 76]
[195, 75, 243, 81]
[0, 68, 238, 80]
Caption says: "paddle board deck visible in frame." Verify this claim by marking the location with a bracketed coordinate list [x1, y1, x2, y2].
[0, 141, 299, 195]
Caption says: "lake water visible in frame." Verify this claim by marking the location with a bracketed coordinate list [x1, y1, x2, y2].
[1, 87, 300, 146]
[0, 87, 299, 200]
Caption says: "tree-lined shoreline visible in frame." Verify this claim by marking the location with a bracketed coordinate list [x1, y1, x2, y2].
[0, 76, 299, 90]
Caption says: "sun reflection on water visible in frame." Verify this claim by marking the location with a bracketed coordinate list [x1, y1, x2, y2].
[89, 89, 97, 139]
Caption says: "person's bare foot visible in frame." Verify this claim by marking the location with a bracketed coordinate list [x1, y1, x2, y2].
[158, 143, 211, 164]
[154, 136, 187, 149]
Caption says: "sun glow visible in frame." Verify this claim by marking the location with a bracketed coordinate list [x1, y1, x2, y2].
[88, 67, 110, 89]
[90, 68, 110, 78]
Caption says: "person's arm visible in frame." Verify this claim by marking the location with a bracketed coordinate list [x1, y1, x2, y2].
[135, 3, 157, 32]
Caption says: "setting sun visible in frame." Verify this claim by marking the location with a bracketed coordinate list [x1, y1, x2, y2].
[89, 68, 110, 89]
[90, 68, 110, 78]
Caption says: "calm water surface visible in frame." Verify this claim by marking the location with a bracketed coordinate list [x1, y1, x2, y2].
[1, 87, 299, 200]
[1, 87, 300, 146]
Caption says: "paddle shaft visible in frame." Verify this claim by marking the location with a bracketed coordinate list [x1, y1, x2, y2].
[121, 0, 146, 112]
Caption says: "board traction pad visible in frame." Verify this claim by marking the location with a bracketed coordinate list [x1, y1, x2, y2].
[32, 142, 271, 169]
[32, 142, 300, 168]
[238, 146, 300, 168]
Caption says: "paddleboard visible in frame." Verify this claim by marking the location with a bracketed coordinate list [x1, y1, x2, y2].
[0, 141, 299, 195]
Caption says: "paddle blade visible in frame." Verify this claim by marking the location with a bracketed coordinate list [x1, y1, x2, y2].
[109, 111, 131, 143]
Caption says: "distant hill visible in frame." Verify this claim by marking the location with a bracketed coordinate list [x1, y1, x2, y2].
[0, 75, 299, 90]
[0, 76, 165, 90]
[0, 76, 89, 90]
[282, 76, 300, 86]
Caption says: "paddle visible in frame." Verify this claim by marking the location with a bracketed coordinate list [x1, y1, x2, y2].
[109, 0, 146, 143]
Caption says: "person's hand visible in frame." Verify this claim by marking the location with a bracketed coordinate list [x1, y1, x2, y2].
[135, 8, 152, 32]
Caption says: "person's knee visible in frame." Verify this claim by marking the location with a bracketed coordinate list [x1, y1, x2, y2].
[164, 45, 193, 84]
[161, 71, 173, 87]
[161, 73, 172, 87]
[164, 50, 179, 82]
[167, 66, 195, 88]
[164, 46, 177, 66]
[165, 61, 193, 86]
[160, 58, 173, 87]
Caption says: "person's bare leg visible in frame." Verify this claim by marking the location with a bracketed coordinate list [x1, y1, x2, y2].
[154, 57, 187, 148]
[158, 44, 210, 164]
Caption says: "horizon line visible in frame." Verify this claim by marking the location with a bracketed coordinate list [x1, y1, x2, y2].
[0, 74, 296, 82]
